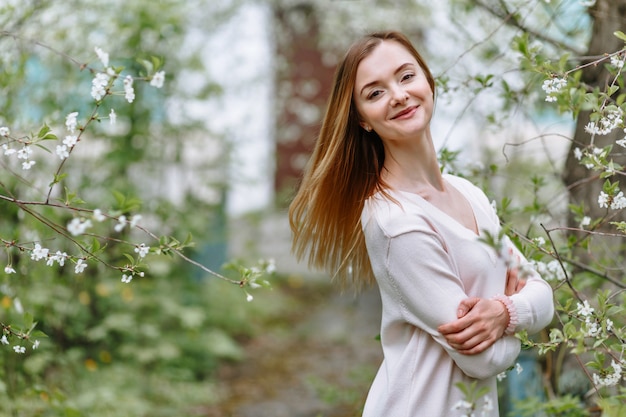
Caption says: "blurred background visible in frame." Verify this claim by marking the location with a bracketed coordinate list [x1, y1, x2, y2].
[0, 0, 609, 416]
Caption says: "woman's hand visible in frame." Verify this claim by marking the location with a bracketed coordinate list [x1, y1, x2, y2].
[437, 297, 509, 355]
[505, 266, 526, 296]
[438, 266, 527, 355]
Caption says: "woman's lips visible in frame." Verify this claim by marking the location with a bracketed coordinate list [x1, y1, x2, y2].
[391, 105, 418, 120]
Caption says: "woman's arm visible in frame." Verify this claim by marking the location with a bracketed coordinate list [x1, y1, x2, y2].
[438, 236, 554, 355]
[378, 228, 521, 379]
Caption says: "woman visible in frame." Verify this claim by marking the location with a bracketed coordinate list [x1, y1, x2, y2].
[289, 31, 554, 416]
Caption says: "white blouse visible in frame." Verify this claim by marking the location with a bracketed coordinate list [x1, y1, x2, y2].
[361, 174, 554, 417]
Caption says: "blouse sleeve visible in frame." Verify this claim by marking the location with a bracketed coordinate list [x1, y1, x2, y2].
[459, 176, 555, 336]
[503, 235, 555, 335]
[475, 186, 555, 335]
[379, 226, 521, 380]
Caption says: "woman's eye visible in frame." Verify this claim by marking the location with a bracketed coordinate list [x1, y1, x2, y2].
[368, 90, 382, 99]
[401, 73, 415, 82]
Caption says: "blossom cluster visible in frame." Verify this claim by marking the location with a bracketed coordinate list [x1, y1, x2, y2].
[541, 77, 567, 102]
[593, 359, 624, 388]
[2, 47, 166, 175]
[26, 242, 87, 275]
[577, 299, 623, 389]
[90, 46, 164, 104]
[610, 53, 625, 70]
[451, 395, 494, 417]
[56, 112, 79, 160]
[2, 138, 36, 170]
[496, 362, 524, 382]
[1, 334, 39, 354]
[576, 300, 614, 339]
[527, 259, 566, 281]
[598, 190, 626, 210]
[584, 107, 624, 136]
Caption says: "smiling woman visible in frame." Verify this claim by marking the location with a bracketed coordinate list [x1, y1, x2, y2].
[354, 43, 434, 144]
[289, 31, 554, 417]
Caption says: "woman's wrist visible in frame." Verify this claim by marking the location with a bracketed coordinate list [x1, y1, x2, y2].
[492, 294, 518, 335]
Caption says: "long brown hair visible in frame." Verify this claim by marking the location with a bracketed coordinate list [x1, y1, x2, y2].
[289, 31, 435, 288]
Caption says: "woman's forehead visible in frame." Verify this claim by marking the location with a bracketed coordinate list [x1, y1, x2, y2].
[354, 41, 419, 89]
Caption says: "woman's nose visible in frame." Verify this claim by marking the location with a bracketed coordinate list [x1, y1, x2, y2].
[390, 85, 409, 105]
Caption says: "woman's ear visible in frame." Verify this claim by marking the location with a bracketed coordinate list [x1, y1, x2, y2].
[360, 122, 372, 132]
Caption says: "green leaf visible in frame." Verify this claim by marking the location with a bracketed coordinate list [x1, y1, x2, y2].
[89, 238, 102, 253]
[32, 123, 57, 141]
[614, 31, 626, 42]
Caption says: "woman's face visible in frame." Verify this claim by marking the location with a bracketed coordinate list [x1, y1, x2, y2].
[353, 40, 434, 142]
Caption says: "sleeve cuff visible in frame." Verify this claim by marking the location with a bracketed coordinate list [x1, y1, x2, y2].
[492, 294, 518, 335]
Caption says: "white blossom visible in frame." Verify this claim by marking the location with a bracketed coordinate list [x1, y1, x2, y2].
[17, 145, 32, 160]
[574, 147, 583, 160]
[13, 345, 25, 354]
[114, 215, 127, 232]
[94, 46, 109, 68]
[150, 70, 165, 88]
[2, 144, 16, 156]
[22, 160, 35, 170]
[65, 111, 78, 133]
[452, 400, 474, 411]
[13, 298, 23, 314]
[547, 260, 566, 281]
[63, 135, 78, 147]
[31, 243, 49, 261]
[580, 216, 591, 228]
[532, 237, 546, 246]
[91, 72, 110, 101]
[586, 321, 600, 337]
[123, 75, 135, 103]
[616, 138, 626, 148]
[593, 360, 623, 387]
[67, 218, 92, 236]
[611, 191, 626, 209]
[56, 144, 69, 160]
[0, 126, 9, 137]
[265, 258, 276, 274]
[610, 54, 625, 69]
[529, 260, 566, 281]
[129, 214, 142, 228]
[584, 108, 623, 136]
[134, 243, 149, 258]
[4, 266, 15, 274]
[93, 209, 106, 222]
[579, 0, 596, 7]
[482, 396, 494, 413]
[0, 335, 8, 345]
[74, 259, 87, 274]
[515, 362, 524, 374]
[109, 108, 117, 125]
[577, 300, 594, 317]
[33, 340, 40, 350]
[121, 274, 132, 283]
[598, 190, 626, 210]
[51, 251, 68, 267]
[598, 191, 609, 208]
[541, 77, 567, 102]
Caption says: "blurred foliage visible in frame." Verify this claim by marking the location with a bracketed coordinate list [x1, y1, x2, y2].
[0, 0, 270, 415]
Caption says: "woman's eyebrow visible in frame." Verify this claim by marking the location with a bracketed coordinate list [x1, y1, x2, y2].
[359, 62, 415, 96]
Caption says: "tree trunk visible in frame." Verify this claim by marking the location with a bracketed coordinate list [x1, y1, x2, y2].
[563, 0, 626, 236]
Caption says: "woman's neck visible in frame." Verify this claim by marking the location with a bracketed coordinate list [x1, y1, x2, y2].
[381, 132, 443, 193]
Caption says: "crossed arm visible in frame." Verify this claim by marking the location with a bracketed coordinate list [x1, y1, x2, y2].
[438, 267, 526, 355]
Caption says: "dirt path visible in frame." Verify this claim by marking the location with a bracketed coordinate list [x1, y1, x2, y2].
[201, 282, 383, 417]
